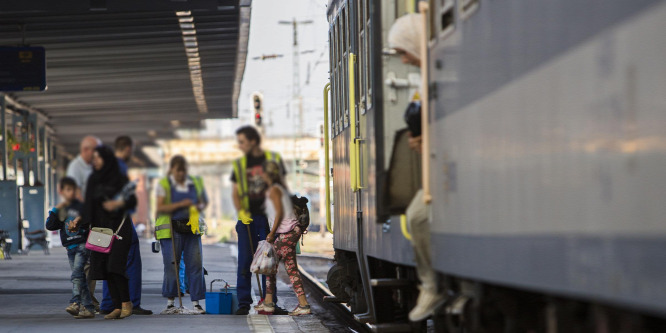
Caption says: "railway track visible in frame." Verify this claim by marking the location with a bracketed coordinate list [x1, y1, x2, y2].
[298, 254, 371, 333]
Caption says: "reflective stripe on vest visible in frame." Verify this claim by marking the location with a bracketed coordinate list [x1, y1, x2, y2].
[233, 151, 281, 212]
[155, 175, 204, 240]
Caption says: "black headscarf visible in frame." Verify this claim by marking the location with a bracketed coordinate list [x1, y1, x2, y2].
[81, 145, 128, 227]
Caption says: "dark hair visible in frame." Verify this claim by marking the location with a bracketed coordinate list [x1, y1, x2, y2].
[169, 155, 187, 172]
[263, 160, 285, 188]
[59, 176, 78, 191]
[236, 126, 261, 146]
[114, 135, 133, 151]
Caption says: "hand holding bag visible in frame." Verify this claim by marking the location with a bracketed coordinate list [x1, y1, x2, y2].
[250, 240, 278, 275]
[85, 215, 127, 254]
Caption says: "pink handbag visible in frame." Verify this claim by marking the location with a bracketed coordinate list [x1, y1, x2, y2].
[85, 215, 127, 254]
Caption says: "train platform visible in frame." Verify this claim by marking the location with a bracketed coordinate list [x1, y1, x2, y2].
[0, 240, 332, 333]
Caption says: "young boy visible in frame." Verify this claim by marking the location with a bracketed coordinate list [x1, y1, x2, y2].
[45, 177, 95, 319]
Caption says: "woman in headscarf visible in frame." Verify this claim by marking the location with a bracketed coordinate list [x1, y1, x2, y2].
[72, 145, 137, 319]
[388, 13, 423, 152]
[387, 13, 446, 322]
[388, 13, 422, 68]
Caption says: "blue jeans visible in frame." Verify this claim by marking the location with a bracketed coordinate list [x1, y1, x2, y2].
[160, 232, 205, 301]
[100, 224, 142, 311]
[236, 216, 276, 308]
[67, 243, 94, 311]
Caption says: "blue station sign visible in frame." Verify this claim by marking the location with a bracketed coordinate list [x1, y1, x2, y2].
[0, 46, 46, 92]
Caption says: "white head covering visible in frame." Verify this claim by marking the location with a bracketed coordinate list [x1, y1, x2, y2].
[388, 13, 423, 60]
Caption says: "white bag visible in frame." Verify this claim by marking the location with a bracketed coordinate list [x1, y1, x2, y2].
[250, 240, 278, 275]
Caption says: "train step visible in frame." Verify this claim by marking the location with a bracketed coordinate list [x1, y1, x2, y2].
[367, 323, 414, 332]
[370, 278, 411, 287]
[322, 296, 346, 303]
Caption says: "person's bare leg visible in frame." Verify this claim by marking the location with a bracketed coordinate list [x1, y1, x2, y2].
[297, 295, 308, 307]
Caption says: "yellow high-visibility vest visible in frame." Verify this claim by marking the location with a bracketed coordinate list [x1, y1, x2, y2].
[154, 176, 204, 240]
[233, 151, 282, 212]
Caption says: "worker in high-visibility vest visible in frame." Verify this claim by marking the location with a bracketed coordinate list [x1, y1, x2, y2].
[231, 126, 286, 315]
[155, 155, 208, 314]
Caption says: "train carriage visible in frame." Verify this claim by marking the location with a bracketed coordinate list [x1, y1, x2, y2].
[323, 0, 666, 331]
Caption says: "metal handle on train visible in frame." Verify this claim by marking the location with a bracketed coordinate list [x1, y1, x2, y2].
[323, 83, 333, 234]
[419, 1, 432, 204]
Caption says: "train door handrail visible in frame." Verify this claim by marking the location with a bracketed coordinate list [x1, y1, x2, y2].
[419, 1, 432, 204]
[400, 214, 412, 241]
[323, 83, 333, 234]
[348, 53, 361, 192]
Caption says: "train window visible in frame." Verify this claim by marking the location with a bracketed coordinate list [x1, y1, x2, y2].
[365, 0, 372, 109]
[358, 0, 367, 114]
[335, 21, 342, 136]
[342, 6, 349, 129]
[460, 0, 480, 20]
[334, 18, 340, 136]
[337, 14, 344, 134]
[439, 0, 455, 39]
[330, 27, 335, 136]
[329, 29, 337, 136]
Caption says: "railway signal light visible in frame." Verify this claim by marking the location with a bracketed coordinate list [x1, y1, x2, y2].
[251, 92, 263, 128]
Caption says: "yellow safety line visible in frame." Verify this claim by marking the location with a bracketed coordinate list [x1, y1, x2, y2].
[247, 314, 275, 333]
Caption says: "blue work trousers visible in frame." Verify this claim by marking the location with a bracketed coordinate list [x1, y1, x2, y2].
[160, 232, 205, 301]
[67, 243, 94, 311]
[236, 216, 276, 308]
[101, 223, 142, 311]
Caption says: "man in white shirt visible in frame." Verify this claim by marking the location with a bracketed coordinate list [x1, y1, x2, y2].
[66, 135, 100, 201]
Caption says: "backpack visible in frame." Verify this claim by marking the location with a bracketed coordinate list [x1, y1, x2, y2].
[290, 195, 310, 232]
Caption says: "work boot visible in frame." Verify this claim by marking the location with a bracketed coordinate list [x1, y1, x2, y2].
[104, 309, 121, 320]
[408, 290, 446, 322]
[132, 306, 153, 315]
[74, 307, 95, 319]
[119, 302, 133, 319]
[65, 303, 80, 316]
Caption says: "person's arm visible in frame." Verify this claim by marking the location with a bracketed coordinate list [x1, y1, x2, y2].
[266, 186, 283, 243]
[407, 131, 423, 154]
[232, 182, 241, 213]
[123, 194, 137, 211]
[45, 202, 67, 231]
[156, 195, 191, 214]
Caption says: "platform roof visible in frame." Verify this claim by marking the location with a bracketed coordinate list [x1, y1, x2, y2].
[0, 0, 251, 155]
